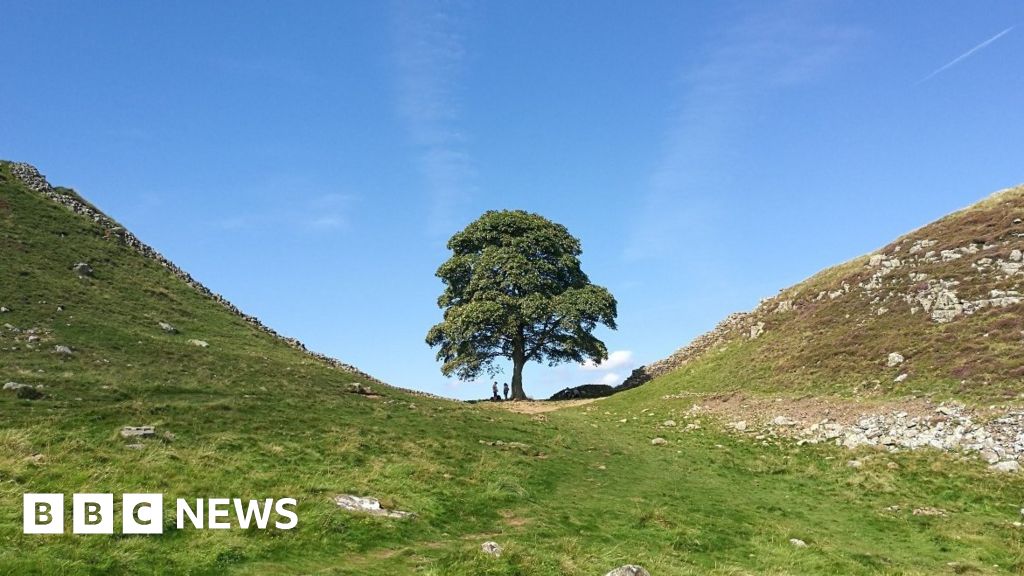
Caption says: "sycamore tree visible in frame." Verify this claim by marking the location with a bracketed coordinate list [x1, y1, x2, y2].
[426, 210, 618, 400]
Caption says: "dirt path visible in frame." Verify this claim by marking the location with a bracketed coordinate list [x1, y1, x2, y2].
[479, 398, 605, 414]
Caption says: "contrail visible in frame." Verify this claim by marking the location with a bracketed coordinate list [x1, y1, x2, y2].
[918, 25, 1015, 84]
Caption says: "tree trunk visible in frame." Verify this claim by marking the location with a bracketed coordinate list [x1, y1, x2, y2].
[511, 339, 527, 400]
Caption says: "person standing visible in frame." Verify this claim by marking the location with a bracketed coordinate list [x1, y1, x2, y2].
[503, 382, 510, 401]
[492, 381, 499, 401]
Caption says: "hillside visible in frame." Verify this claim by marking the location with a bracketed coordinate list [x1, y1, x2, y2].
[2, 162, 1023, 575]
[627, 186, 1024, 400]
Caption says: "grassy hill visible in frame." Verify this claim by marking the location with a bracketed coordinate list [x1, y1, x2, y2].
[633, 186, 1024, 402]
[1, 161, 1023, 575]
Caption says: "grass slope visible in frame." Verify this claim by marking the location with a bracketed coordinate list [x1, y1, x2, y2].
[1, 163, 1022, 575]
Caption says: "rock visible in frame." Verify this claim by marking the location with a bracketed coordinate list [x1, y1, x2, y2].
[125, 443, 144, 450]
[650, 437, 668, 446]
[158, 322, 177, 333]
[72, 262, 93, 277]
[1011, 249, 1023, 262]
[662, 420, 677, 427]
[3, 382, 28, 391]
[772, 416, 798, 426]
[120, 426, 156, 438]
[53, 345, 73, 356]
[980, 449, 1000, 464]
[480, 541, 502, 557]
[912, 507, 947, 517]
[789, 538, 807, 548]
[990, 460, 1020, 473]
[15, 386, 44, 400]
[347, 382, 374, 395]
[0, 306, 9, 313]
[894, 373, 908, 383]
[847, 460, 863, 468]
[187, 339, 208, 348]
[887, 352, 904, 367]
[333, 494, 413, 518]
[605, 566, 651, 576]
[749, 322, 765, 339]
[730, 421, 747, 432]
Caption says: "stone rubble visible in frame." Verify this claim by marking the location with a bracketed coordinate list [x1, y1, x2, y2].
[743, 403, 1024, 471]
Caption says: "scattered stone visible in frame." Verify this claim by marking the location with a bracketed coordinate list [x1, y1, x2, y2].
[772, 416, 798, 426]
[120, 426, 156, 438]
[887, 352, 905, 367]
[158, 322, 177, 333]
[187, 339, 208, 348]
[789, 538, 807, 548]
[605, 566, 651, 576]
[12, 386, 44, 400]
[912, 507, 947, 517]
[0, 306, 9, 313]
[347, 382, 374, 395]
[3, 382, 28, 391]
[72, 262, 93, 277]
[651, 437, 668, 446]
[662, 420, 677, 427]
[990, 460, 1020, 473]
[53, 345, 73, 356]
[894, 373, 908, 383]
[847, 460, 863, 468]
[125, 443, 144, 450]
[749, 322, 765, 339]
[980, 449, 1000, 464]
[730, 420, 747, 432]
[333, 494, 413, 518]
[480, 541, 502, 557]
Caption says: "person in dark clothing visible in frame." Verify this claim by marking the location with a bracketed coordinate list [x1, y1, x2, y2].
[503, 382, 510, 401]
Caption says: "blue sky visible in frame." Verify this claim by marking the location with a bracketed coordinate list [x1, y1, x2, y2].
[2, 1, 1022, 399]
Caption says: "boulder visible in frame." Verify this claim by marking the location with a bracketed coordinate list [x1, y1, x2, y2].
[990, 460, 1020, 473]
[333, 494, 413, 518]
[549, 383, 614, 401]
[72, 262, 93, 277]
[605, 566, 651, 576]
[120, 426, 156, 438]
[480, 541, 502, 556]
[887, 352, 904, 367]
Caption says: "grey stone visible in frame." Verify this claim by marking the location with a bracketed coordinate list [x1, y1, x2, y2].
[990, 460, 1020, 473]
[662, 420, 677, 427]
[480, 541, 502, 556]
[72, 262, 93, 277]
[605, 566, 651, 576]
[789, 538, 808, 548]
[333, 494, 413, 518]
[158, 322, 177, 333]
[887, 352, 904, 367]
[730, 421, 747, 432]
[187, 339, 208, 348]
[120, 426, 155, 438]
[0, 306, 9, 313]
[53, 345, 73, 356]
[650, 437, 668, 446]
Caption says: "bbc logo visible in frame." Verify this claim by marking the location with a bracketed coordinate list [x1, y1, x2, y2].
[24, 493, 163, 534]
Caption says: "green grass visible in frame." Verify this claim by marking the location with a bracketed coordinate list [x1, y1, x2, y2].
[2, 162, 1024, 574]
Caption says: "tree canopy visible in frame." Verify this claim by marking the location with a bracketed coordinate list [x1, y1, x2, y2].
[426, 210, 618, 400]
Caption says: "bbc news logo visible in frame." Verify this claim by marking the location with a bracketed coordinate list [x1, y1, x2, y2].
[23, 494, 298, 534]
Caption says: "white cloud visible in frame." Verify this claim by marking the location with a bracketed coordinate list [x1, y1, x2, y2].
[625, 6, 861, 262]
[394, 0, 476, 237]
[597, 372, 621, 386]
[581, 350, 635, 371]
